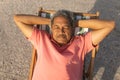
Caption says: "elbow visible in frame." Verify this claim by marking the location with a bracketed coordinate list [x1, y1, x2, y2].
[14, 14, 19, 22]
[14, 15, 18, 22]
[14, 14, 23, 22]
[110, 21, 115, 30]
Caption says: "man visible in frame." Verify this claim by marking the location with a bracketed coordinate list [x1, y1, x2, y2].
[14, 10, 115, 80]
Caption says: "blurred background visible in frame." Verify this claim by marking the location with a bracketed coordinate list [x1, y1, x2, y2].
[0, 0, 120, 80]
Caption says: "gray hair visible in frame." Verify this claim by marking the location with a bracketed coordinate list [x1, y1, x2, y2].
[51, 10, 74, 28]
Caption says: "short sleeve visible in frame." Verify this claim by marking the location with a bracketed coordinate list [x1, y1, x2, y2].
[84, 32, 94, 53]
[27, 27, 41, 49]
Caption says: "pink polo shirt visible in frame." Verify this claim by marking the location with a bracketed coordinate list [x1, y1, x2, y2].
[28, 27, 94, 80]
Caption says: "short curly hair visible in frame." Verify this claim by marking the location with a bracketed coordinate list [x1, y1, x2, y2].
[51, 10, 74, 28]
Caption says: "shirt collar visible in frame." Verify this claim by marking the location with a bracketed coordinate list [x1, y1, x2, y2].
[50, 35, 75, 47]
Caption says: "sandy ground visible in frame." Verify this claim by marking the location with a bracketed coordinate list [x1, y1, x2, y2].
[0, 0, 120, 80]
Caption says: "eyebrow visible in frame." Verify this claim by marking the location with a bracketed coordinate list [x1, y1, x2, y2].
[53, 22, 70, 25]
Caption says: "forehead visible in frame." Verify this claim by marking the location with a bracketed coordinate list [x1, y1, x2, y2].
[53, 16, 69, 24]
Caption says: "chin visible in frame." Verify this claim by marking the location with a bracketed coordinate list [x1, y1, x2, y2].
[57, 40, 68, 45]
[55, 38, 69, 45]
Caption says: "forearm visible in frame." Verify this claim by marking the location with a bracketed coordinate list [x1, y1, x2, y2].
[14, 14, 51, 25]
[77, 19, 115, 30]
[77, 19, 115, 45]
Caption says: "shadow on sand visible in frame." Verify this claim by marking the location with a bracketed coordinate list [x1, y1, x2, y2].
[85, 0, 120, 80]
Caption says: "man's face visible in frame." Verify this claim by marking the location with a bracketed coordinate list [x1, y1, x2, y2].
[51, 16, 73, 46]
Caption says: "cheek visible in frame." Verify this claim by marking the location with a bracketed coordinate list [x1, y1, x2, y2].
[52, 29, 61, 35]
[52, 30, 58, 38]
[65, 31, 72, 39]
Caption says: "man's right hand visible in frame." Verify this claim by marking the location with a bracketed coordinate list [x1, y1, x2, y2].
[14, 14, 50, 38]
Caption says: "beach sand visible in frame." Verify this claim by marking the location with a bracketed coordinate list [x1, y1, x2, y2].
[0, 0, 120, 80]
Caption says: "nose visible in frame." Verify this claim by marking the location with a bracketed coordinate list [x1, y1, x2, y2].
[59, 27, 65, 33]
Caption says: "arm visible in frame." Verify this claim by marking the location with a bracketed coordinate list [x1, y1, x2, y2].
[77, 19, 115, 45]
[14, 14, 50, 38]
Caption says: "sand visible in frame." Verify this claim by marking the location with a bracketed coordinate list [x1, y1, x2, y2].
[0, 0, 120, 80]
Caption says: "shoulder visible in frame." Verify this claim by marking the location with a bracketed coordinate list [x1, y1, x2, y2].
[33, 27, 50, 36]
[75, 32, 91, 40]
[73, 32, 92, 48]
[28, 27, 50, 41]
[80, 32, 92, 39]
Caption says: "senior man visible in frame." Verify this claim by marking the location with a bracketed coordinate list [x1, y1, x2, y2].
[14, 10, 115, 80]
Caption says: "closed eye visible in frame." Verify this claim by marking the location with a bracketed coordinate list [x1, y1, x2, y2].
[63, 25, 70, 29]
[53, 25, 60, 29]
[64, 26, 69, 29]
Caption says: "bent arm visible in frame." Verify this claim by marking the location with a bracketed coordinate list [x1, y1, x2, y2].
[77, 19, 115, 45]
[14, 14, 50, 38]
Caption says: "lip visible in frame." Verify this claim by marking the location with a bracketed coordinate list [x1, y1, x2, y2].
[57, 37, 66, 40]
[57, 36, 67, 40]
[57, 34, 66, 38]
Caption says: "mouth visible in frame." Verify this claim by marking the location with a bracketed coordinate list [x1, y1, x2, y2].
[57, 34, 67, 39]
[56, 34, 68, 43]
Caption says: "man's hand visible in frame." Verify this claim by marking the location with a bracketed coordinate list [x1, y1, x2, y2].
[14, 14, 50, 38]
[77, 19, 115, 45]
